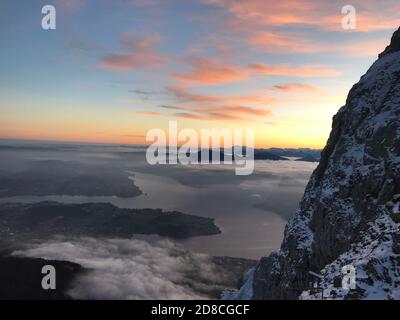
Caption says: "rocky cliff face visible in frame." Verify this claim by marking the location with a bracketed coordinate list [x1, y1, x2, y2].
[246, 27, 400, 300]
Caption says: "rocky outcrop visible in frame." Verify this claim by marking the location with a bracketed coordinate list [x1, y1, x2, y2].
[248, 27, 400, 300]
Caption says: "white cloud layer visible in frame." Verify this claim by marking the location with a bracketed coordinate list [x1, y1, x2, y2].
[12, 237, 234, 299]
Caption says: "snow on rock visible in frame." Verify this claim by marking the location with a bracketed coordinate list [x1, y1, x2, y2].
[243, 27, 400, 300]
[221, 268, 255, 300]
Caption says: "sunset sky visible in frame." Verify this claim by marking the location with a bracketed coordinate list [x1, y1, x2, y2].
[0, 0, 399, 148]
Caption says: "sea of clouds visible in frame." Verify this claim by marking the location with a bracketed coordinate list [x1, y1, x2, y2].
[12, 236, 235, 299]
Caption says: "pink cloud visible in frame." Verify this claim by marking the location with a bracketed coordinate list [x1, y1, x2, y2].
[204, 0, 400, 32]
[248, 31, 391, 57]
[270, 83, 319, 92]
[247, 31, 324, 54]
[248, 63, 340, 78]
[171, 58, 249, 85]
[161, 104, 270, 116]
[167, 85, 276, 104]
[197, 1, 399, 60]
[134, 105, 268, 121]
[324, 11, 400, 32]
[98, 33, 164, 71]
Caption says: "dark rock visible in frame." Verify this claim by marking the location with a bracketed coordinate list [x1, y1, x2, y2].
[333, 276, 342, 288]
[390, 212, 400, 223]
[379, 27, 400, 58]
[0, 256, 84, 300]
[393, 234, 400, 255]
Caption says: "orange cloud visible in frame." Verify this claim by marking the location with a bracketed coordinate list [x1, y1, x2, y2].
[248, 31, 326, 54]
[133, 102, 270, 121]
[171, 58, 249, 85]
[248, 30, 391, 57]
[161, 104, 270, 116]
[135, 110, 262, 121]
[324, 12, 400, 32]
[167, 85, 276, 104]
[133, 111, 164, 117]
[248, 63, 339, 78]
[98, 33, 164, 71]
[271, 83, 319, 92]
[171, 58, 339, 86]
[204, 0, 400, 32]
[203, 0, 321, 30]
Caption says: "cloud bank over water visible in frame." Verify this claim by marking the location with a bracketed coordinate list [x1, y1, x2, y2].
[13, 237, 237, 299]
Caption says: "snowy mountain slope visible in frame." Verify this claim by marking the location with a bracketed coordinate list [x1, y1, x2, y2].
[243, 27, 400, 300]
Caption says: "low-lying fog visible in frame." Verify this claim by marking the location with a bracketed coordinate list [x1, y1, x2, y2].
[0, 141, 317, 259]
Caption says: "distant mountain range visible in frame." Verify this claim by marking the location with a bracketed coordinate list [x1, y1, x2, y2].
[265, 148, 321, 159]
[165, 147, 321, 162]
